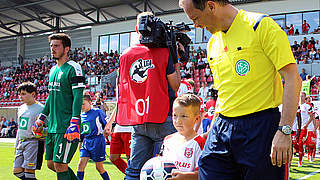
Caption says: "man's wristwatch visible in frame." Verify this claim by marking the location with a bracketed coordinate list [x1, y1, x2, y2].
[278, 125, 292, 135]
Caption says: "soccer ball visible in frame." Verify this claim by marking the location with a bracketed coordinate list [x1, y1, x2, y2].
[140, 156, 177, 180]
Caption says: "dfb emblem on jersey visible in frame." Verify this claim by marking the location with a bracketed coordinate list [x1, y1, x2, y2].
[184, 148, 193, 158]
[130, 58, 155, 83]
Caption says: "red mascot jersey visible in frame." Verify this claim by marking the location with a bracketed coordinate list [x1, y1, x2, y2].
[116, 44, 170, 125]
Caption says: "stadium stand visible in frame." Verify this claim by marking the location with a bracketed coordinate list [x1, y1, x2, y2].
[0, 43, 215, 107]
[0, 48, 119, 107]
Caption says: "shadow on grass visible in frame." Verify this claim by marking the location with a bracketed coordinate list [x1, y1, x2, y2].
[86, 156, 128, 165]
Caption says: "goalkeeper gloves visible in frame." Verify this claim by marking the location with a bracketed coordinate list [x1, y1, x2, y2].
[32, 113, 46, 133]
[64, 117, 80, 143]
[33, 127, 47, 138]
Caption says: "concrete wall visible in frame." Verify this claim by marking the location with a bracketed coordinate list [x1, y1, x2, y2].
[25, 28, 91, 60]
[24, 34, 51, 60]
[0, 28, 92, 65]
[0, 38, 17, 66]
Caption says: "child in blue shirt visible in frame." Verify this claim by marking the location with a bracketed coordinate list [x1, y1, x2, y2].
[77, 95, 109, 180]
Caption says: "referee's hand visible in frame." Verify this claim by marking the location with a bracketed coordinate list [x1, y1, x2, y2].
[270, 131, 292, 167]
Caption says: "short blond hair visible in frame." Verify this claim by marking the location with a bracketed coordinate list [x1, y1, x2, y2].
[174, 94, 200, 115]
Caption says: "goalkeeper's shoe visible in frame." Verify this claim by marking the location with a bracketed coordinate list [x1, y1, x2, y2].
[32, 113, 46, 133]
[64, 117, 80, 143]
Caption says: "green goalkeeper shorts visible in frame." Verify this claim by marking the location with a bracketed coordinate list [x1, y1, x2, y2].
[45, 133, 78, 163]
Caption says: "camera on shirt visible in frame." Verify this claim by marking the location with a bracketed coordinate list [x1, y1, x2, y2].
[138, 15, 191, 63]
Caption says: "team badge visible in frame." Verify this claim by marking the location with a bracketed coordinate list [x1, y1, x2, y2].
[184, 148, 193, 158]
[235, 59, 250, 76]
[130, 58, 155, 83]
[19, 117, 29, 130]
[81, 122, 91, 134]
[57, 71, 63, 79]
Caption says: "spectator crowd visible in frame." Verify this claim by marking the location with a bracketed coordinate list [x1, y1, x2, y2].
[0, 47, 118, 107]
[291, 36, 320, 64]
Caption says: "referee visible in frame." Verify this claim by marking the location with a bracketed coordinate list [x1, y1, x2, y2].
[179, 0, 301, 179]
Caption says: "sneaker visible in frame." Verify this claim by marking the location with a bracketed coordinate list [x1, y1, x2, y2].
[298, 161, 303, 167]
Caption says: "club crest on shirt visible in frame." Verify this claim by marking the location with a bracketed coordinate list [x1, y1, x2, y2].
[57, 71, 63, 79]
[235, 59, 250, 76]
[130, 58, 155, 83]
[184, 148, 193, 158]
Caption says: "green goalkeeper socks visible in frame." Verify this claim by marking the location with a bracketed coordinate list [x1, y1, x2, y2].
[57, 171, 70, 180]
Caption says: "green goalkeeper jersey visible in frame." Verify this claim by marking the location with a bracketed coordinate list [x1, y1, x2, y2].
[43, 60, 85, 133]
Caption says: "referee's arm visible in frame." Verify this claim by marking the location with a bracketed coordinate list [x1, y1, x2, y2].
[271, 63, 302, 167]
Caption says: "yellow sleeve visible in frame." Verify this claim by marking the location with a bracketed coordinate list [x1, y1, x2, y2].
[257, 17, 296, 71]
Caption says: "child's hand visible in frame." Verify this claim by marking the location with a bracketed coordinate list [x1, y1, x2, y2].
[167, 170, 185, 180]
[167, 170, 198, 180]
[103, 122, 112, 138]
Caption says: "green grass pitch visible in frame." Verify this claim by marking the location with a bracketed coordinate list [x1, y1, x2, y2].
[0, 142, 125, 180]
[1, 142, 320, 179]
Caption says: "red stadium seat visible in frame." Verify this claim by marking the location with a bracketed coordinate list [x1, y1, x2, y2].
[194, 69, 199, 76]
[200, 69, 205, 75]
[193, 70, 199, 77]
[195, 82, 200, 89]
[194, 76, 200, 83]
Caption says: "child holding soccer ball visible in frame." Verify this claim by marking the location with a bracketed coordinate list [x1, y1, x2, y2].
[76, 95, 110, 180]
[161, 94, 206, 180]
[13, 82, 45, 180]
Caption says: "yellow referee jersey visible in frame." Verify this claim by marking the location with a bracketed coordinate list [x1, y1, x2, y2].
[207, 10, 296, 117]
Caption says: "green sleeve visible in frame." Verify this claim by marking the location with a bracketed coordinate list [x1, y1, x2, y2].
[68, 61, 86, 118]
[72, 87, 84, 118]
[42, 94, 50, 116]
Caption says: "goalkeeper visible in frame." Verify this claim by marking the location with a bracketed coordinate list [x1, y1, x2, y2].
[33, 33, 85, 180]
[13, 82, 45, 180]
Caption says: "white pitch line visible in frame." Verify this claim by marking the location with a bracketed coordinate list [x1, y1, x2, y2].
[297, 169, 320, 180]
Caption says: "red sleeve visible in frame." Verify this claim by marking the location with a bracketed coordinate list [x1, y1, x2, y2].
[194, 136, 206, 150]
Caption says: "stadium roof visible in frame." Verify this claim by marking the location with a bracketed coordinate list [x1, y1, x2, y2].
[0, 0, 263, 40]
